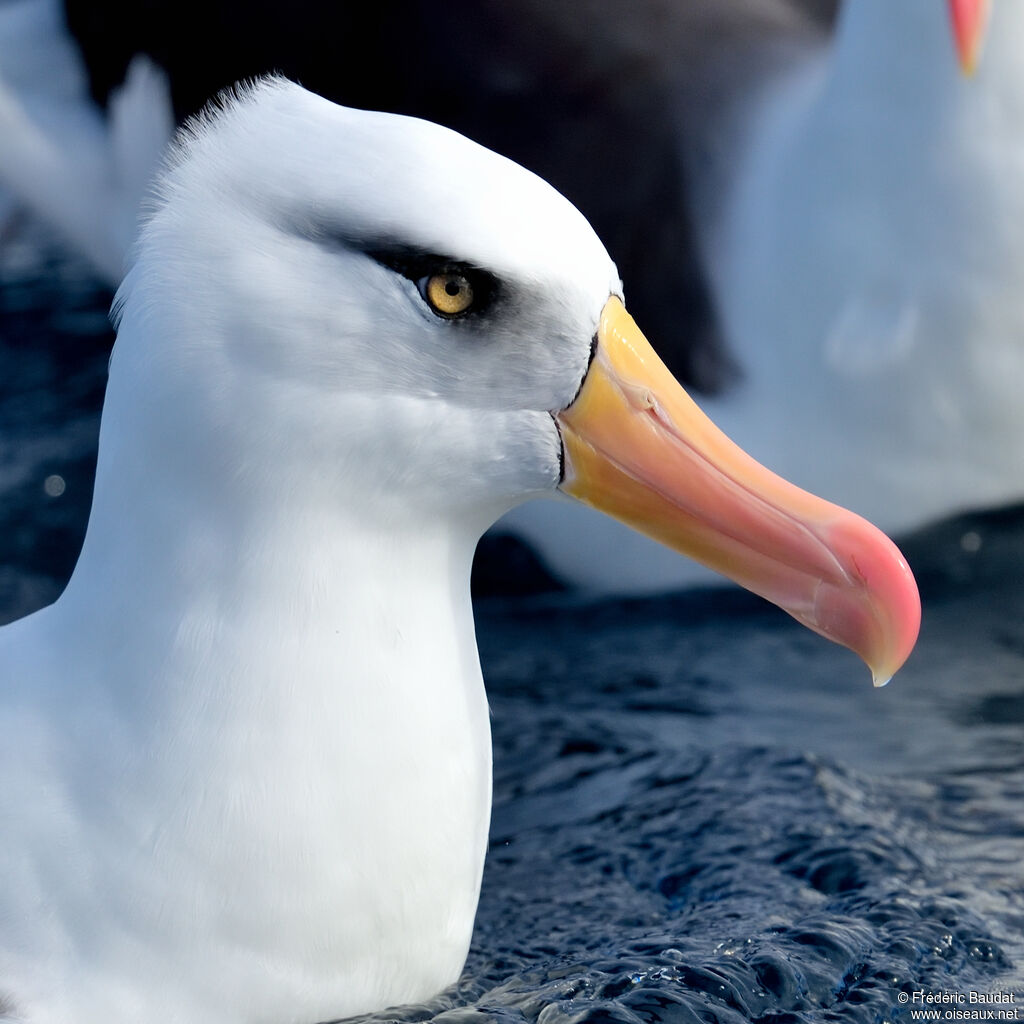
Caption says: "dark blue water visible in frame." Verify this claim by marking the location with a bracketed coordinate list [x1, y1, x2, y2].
[2, 225, 1022, 1023]
[464, 576, 1024, 1024]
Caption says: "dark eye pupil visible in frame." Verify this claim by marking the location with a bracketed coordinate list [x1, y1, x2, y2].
[445, 279, 462, 296]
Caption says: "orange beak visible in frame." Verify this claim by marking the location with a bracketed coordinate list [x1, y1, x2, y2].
[949, 0, 991, 75]
[555, 298, 921, 686]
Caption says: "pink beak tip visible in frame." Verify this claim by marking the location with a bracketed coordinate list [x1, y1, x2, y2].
[817, 513, 922, 686]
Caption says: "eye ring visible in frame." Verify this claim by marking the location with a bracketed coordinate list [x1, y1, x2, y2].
[421, 272, 476, 318]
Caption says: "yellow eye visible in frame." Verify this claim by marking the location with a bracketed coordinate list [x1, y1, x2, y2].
[423, 272, 475, 317]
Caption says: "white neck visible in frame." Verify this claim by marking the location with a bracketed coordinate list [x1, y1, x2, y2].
[30, 362, 494, 1021]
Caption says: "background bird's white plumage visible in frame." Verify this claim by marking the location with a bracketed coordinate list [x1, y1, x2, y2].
[504, 0, 1024, 593]
[705, 0, 1024, 534]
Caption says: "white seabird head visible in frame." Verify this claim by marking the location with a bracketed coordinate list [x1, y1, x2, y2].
[110, 77, 619, 537]
[104, 77, 918, 682]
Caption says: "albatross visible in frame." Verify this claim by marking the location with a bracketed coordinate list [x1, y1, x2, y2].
[0, 79, 920, 1024]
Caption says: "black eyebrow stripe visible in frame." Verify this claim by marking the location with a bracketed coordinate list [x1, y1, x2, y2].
[367, 245, 486, 283]
[305, 224, 487, 283]
[294, 219, 464, 274]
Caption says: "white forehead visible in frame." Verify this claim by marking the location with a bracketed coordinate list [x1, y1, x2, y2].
[158, 78, 618, 297]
